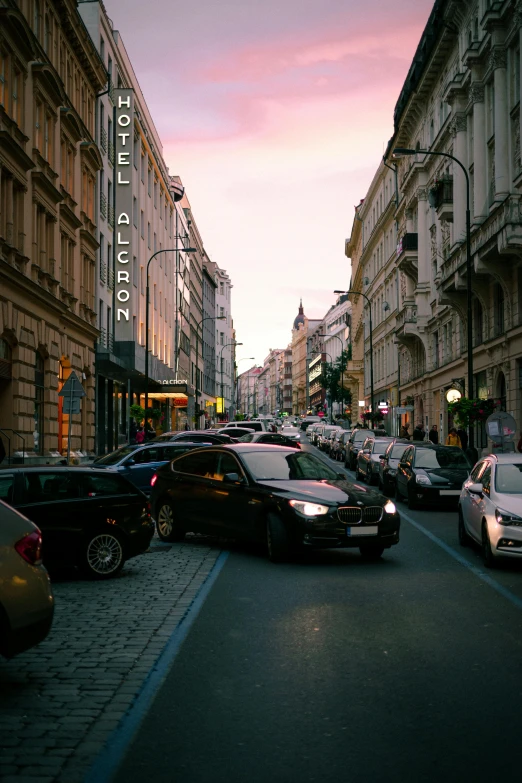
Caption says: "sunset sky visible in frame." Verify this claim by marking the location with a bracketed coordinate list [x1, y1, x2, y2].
[105, 0, 434, 367]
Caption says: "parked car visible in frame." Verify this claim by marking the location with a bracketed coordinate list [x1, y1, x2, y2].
[150, 445, 400, 561]
[318, 425, 343, 452]
[356, 437, 395, 485]
[280, 425, 301, 443]
[310, 423, 324, 446]
[93, 442, 212, 494]
[224, 421, 266, 432]
[0, 500, 54, 658]
[346, 429, 375, 470]
[336, 430, 353, 463]
[237, 431, 300, 449]
[300, 416, 322, 431]
[330, 429, 351, 461]
[306, 423, 321, 442]
[212, 426, 256, 439]
[0, 467, 154, 579]
[378, 440, 411, 496]
[458, 453, 522, 567]
[395, 444, 472, 509]
[155, 430, 236, 445]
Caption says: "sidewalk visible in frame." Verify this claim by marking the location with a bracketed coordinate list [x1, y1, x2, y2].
[0, 537, 223, 783]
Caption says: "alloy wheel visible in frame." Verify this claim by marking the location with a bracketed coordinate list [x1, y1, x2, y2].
[86, 533, 123, 577]
[157, 503, 174, 539]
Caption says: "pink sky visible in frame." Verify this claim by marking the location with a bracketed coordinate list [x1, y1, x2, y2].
[105, 0, 434, 366]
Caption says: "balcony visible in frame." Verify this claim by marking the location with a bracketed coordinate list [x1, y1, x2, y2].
[99, 260, 107, 284]
[429, 176, 453, 222]
[100, 192, 107, 219]
[107, 268, 114, 290]
[396, 233, 418, 281]
[100, 127, 108, 153]
[108, 140, 115, 166]
[108, 205, 114, 228]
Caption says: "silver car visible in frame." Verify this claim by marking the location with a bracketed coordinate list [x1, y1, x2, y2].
[459, 453, 522, 567]
[0, 499, 54, 658]
[356, 438, 395, 485]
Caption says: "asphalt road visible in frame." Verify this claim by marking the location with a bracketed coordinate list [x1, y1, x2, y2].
[114, 436, 522, 783]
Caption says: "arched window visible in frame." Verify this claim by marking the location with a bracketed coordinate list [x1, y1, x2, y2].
[494, 284, 505, 335]
[34, 352, 45, 454]
[0, 338, 12, 379]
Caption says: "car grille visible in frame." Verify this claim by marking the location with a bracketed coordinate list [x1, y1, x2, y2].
[337, 506, 383, 525]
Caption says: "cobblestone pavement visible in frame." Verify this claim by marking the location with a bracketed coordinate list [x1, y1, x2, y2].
[0, 536, 224, 783]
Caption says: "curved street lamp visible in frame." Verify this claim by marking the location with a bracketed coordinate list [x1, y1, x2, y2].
[218, 341, 242, 420]
[392, 147, 473, 449]
[334, 289, 374, 418]
[144, 244, 196, 434]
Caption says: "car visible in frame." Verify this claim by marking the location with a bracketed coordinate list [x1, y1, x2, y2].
[300, 416, 322, 431]
[378, 440, 411, 496]
[326, 427, 346, 458]
[306, 423, 321, 441]
[155, 430, 236, 445]
[346, 429, 375, 469]
[0, 466, 154, 579]
[317, 425, 343, 452]
[224, 421, 266, 432]
[331, 429, 351, 461]
[458, 453, 522, 567]
[395, 444, 472, 509]
[280, 426, 301, 443]
[310, 423, 324, 446]
[150, 445, 400, 561]
[212, 426, 256, 439]
[356, 437, 395, 485]
[237, 431, 301, 449]
[92, 442, 213, 494]
[0, 500, 54, 658]
[337, 430, 353, 463]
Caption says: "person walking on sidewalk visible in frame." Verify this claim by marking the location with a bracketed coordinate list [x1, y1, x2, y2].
[428, 425, 439, 445]
[445, 427, 462, 448]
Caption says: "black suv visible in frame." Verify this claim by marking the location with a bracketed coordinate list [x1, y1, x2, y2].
[0, 466, 154, 579]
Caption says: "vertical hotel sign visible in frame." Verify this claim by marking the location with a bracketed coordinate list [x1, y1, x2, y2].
[114, 88, 134, 340]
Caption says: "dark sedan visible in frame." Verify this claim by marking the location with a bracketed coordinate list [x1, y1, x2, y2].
[237, 431, 301, 449]
[395, 444, 472, 509]
[0, 466, 154, 579]
[92, 442, 212, 494]
[150, 445, 400, 562]
[154, 431, 236, 445]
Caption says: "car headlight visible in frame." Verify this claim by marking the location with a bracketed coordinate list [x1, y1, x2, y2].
[384, 500, 397, 515]
[416, 473, 432, 485]
[289, 500, 329, 516]
[495, 508, 522, 526]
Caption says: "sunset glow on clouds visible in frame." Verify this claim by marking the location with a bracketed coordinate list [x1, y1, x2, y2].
[105, 0, 434, 365]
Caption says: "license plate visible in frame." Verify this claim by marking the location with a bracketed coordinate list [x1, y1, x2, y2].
[440, 490, 461, 496]
[347, 526, 378, 536]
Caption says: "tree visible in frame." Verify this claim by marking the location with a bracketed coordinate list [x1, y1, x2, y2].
[317, 349, 352, 409]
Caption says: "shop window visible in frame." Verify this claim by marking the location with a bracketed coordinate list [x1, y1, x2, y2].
[0, 338, 12, 379]
[34, 352, 45, 455]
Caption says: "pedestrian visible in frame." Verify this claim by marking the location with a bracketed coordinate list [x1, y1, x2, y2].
[0, 435, 5, 465]
[146, 424, 156, 440]
[428, 424, 439, 445]
[135, 425, 145, 444]
[412, 423, 425, 441]
[129, 419, 137, 445]
[399, 422, 410, 440]
[184, 421, 191, 431]
[457, 427, 468, 451]
[445, 427, 462, 448]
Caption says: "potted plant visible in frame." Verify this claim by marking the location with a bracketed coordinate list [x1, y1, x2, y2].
[447, 397, 499, 428]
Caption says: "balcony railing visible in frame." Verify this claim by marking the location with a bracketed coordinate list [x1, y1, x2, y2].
[429, 176, 453, 221]
[396, 305, 417, 329]
[108, 140, 115, 166]
[99, 127, 108, 153]
[396, 233, 418, 255]
[99, 260, 107, 284]
[100, 192, 107, 219]
[107, 268, 114, 290]
[108, 205, 114, 227]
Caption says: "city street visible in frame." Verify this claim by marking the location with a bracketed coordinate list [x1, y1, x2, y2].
[2, 435, 522, 783]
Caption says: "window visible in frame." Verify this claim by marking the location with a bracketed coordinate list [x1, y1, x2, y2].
[0, 49, 9, 109]
[80, 473, 134, 497]
[220, 306, 225, 318]
[125, 447, 162, 465]
[148, 166, 152, 197]
[0, 473, 15, 503]
[100, 36, 105, 63]
[140, 210, 144, 238]
[34, 353, 45, 455]
[147, 222, 151, 249]
[481, 466, 491, 495]
[133, 256, 137, 288]
[173, 451, 217, 477]
[133, 197, 138, 227]
[494, 284, 505, 335]
[23, 471, 80, 503]
[141, 149, 145, 182]
[134, 135, 139, 169]
[473, 298, 484, 345]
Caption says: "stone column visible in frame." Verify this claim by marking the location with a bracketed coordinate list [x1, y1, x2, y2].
[451, 113, 468, 243]
[470, 83, 487, 221]
[491, 45, 509, 199]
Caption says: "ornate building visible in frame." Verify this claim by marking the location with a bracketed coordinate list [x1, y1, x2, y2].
[291, 300, 321, 415]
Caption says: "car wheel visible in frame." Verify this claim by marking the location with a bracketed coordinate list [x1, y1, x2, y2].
[80, 530, 125, 579]
[359, 545, 385, 560]
[266, 512, 289, 563]
[156, 500, 185, 542]
[481, 520, 495, 568]
[458, 508, 470, 547]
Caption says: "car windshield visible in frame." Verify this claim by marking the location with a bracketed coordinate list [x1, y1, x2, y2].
[495, 463, 522, 494]
[93, 446, 138, 465]
[238, 433, 255, 442]
[414, 448, 471, 469]
[241, 451, 339, 481]
[373, 441, 391, 454]
[390, 444, 408, 459]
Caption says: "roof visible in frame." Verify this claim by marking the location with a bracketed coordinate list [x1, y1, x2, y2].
[485, 453, 522, 463]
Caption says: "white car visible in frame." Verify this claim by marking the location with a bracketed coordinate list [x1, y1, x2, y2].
[281, 426, 301, 442]
[459, 452, 522, 567]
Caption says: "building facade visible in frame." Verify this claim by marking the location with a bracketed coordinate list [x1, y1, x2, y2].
[201, 258, 217, 423]
[291, 300, 321, 415]
[237, 365, 261, 417]
[321, 294, 352, 418]
[214, 265, 234, 419]
[0, 0, 106, 461]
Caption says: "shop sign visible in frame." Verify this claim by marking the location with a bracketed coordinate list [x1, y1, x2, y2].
[172, 396, 188, 407]
[114, 88, 134, 340]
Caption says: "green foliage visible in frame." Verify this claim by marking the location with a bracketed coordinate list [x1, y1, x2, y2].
[447, 397, 499, 428]
[234, 413, 245, 421]
[150, 408, 162, 421]
[316, 349, 353, 405]
[130, 404, 145, 423]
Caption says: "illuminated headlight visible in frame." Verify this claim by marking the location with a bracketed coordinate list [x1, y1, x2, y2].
[416, 473, 432, 485]
[384, 500, 397, 515]
[495, 508, 522, 526]
[289, 500, 329, 516]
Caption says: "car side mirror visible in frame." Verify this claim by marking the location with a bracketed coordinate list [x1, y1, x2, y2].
[468, 482, 483, 496]
[223, 472, 243, 484]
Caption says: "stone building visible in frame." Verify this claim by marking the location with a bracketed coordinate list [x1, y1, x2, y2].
[0, 0, 106, 460]
[291, 300, 321, 415]
[214, 265, 234, 419]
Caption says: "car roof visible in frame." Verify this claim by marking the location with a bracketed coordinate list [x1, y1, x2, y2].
[0, 465, 135, 473]
[485, 453, 522, 463]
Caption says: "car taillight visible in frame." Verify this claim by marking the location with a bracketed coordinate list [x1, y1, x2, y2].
[150, 474, 158, 487]
[15, 531, 43, 566]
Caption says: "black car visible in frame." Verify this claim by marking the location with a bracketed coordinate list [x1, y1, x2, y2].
[92, 441, 212, 494]
[237, 431, 301, 449]
[150, 445, 400, 562]
[378, 440, 410, 496]
[155, 431, 236, 445]
[0, 466, 154, 579]
[395, 444, 472, 509]
[216, 426, 256, 439]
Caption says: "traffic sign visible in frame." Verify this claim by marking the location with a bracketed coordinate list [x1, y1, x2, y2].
[486, 411, 516, 443]
[58, 371, 86, 398]
[62, 398, 81, 415]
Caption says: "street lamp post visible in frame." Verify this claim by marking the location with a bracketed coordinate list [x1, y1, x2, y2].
[144, 244, 196, 435]
[334, 290, 374, 419]
[219, 341, 242, 421]
[392, 147, 473, 449]
[319, 333, 345, 420]
[194, 315, 226, 430]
